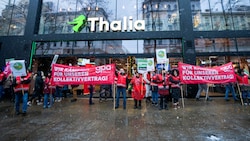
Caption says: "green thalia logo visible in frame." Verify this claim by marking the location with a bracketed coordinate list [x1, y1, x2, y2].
[68, 15, 145, 32]
[68, 15, 87, 32]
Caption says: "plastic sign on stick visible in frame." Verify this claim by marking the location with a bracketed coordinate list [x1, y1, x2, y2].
[10, 60, 27, 77]
[156, 49, 167, 64]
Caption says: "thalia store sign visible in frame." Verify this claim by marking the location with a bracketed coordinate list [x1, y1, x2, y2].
[68, 15, 145, 32]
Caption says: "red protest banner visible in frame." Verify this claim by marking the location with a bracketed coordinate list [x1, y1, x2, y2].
[178, 62, 236, 84]
[51, 64, 115, 85]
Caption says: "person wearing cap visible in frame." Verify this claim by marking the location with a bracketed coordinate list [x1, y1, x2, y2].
[115, 68, 128, 109]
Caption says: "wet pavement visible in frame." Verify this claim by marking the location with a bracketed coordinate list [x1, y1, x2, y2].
[0, 97, 250, 141]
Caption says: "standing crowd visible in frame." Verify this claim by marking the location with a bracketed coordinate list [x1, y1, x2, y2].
[0, 63, 250, 116]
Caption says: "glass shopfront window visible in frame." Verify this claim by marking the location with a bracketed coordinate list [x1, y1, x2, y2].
[237, 38, 250, 52]
[0, 0, 29, 36]
[39, 0, 180, 34]
[35, 39, 182, 55]
[192, 0, 250, 31]
[195, 38, 237, 52]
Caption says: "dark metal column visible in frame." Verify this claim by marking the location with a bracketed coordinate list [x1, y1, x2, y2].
[178, 0, 196, 65]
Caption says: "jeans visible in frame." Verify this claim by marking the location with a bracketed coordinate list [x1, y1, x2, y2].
[196, 84, 209, 99]
[116, 86, 126, 108]
[225, 84, 238, 100]
[15, 92, 28, 113]
[159, 95, 168, 109]
[0, 85, 4, 99]
[242, 91, 250, 99]
[172, 88, 181, 103]
[89, 88, 93, 104]
[55, 86, 62, 100]
[145, 84, 152, 97]
[44, 93, 53, 108]
[152, 91, 159, 104]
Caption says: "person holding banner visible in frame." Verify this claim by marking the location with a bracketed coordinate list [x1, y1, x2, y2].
[224, 82, 239, 101]
[43, 72, 55, 108]
[88, 84, 95, 105]
[115, 68, 128, 109]
[236, 69, 250, 105]
[169, 69, 181, 109]
[195, 83, 212, 101]
[195, 64, 212, 101]
[130, 72, 145, 109]
[13, 72, 32, 116]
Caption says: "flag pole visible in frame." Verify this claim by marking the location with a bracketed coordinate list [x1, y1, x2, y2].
[236, 83, 244, 106]
[180, 85, 185, 108]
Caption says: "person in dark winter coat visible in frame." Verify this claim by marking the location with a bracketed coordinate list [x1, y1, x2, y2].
[28, 71, 44, 105]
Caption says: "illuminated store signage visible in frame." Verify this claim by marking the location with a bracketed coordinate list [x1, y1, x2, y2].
[88, 16, 145, 32]
[68, 15, 145, 32]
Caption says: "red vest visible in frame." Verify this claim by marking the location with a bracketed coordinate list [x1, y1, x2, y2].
[236, 74, 249, 85]
[117, 73, 127, 87]
[151, 74, 161, 86]
[158, 75, 170, 89]
[0, 72, 5, 82]
[170, 76, 180, 88]
[146, 73, 151, 81]
[14, 74, 31, 93]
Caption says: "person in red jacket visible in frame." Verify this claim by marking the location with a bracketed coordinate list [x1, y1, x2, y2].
[169, 69, 181, 109]
[151, 70, 162, 106]
[13, 71, 32, 116]
[115, 68, 127, 109]
[130, 72, 145, 109]
[158, 70, 170, 110]
[43, 72, 55, 108]
[236, 69, 250, 105]
[0, 69, 6, 100]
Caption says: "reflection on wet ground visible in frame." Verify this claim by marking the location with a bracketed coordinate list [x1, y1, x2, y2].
[0, 97, 249, 141]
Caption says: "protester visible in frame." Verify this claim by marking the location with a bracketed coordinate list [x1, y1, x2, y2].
[13, 71, 32, 116]
[43, 72, 55, 108]
[55, 85, 63, 102]
[158, 70, 170, 110]
[99, 84, 110, 102]
[130, 72, 145, 109]
[143, 71, 152, 103]
[236, 69, 250, 105]
[169, 69, 181, 109]
[88, 84, 94, 105]
[195, 84, 212, 101]
[115, 68, 127, 109]
[224, 82, 239, 101]
[71, 84, 80, 102]
[151, 70, 161, 106]
[0, 69, 6, 100]
[28, 71, 44, 105]
[195, 64, 212, 101]
[3, 73, 14, 102]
